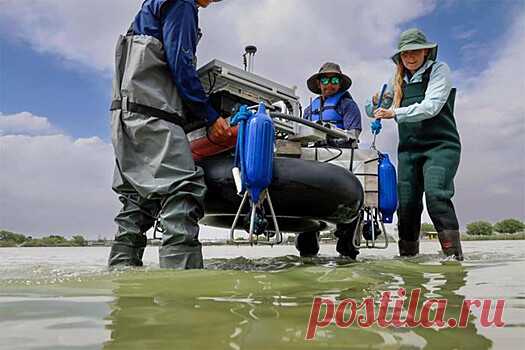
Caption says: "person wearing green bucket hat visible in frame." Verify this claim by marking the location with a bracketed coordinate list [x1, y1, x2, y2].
[365, 28, 464, 260]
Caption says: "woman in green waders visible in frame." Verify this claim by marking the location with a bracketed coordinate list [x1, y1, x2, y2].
[365, 28, 464, 260]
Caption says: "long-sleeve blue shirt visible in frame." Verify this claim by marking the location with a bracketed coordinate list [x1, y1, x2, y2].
[304, 92, 362, 132]
[133, 0, 219, 125]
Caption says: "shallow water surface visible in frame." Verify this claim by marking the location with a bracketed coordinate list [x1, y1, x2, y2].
[0, 241, 524, 349]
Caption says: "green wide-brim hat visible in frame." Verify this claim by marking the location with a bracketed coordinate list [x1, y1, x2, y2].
[391, 28, 438, 64]
[307, 62, 352, 94]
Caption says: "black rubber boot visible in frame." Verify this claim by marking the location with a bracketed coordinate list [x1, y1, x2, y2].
[108, 243, 145, 267]
[398, 240, 419, 257]
[159, 244, 204, 269]
[336, 236, 359, 260]
[295, 232, 320, 257]
[334, 223, 359, 259]
[438, 230, 464, 261]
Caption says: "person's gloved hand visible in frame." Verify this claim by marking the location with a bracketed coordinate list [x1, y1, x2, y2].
[372, 92, 393, 109]
[208, 116, 232, 143]
[371, 119, 382, 135]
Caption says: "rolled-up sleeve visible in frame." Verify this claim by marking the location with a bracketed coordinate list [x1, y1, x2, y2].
[161, 1, 219, 126]
[394, 62, 452, 123]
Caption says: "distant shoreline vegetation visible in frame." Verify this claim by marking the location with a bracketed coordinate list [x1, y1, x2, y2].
[460, 232, 525, 241]
[420, 219, 525, 241]
[0, 230, 107, 247]
[1, 217, 524, 247]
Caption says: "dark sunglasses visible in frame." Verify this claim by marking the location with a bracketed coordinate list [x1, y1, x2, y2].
[320, 76, 341, 86]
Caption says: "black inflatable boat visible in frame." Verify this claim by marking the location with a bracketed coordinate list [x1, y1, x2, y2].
[197, 154, 364, 233]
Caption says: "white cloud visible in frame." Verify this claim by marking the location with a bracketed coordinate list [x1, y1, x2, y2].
[199, 0, 435, 105]
[0, 119, 119, 238]
[0, 114, 232, 240]
[452, 11, 525, 224]
[0, 111, 59, 136]
[452, 26, 477, 40]
[0, 0, 143, 74]
[0, 0, 434, 96]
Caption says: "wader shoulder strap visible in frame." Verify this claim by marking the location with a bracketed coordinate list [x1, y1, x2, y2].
[402, 63, 435, 90]
[422, 63, 457, 113]
[447, 88, 456, 113]
[421, 62, 435, 90]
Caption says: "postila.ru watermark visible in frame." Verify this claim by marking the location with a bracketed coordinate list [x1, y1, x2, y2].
[306, 287, 505, 340]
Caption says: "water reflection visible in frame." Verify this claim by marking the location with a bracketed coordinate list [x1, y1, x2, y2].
[377, 259, 493, 349]
[104, 257, 492, 349]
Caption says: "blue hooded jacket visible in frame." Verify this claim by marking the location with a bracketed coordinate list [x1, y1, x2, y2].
[132, 0, 218, 125]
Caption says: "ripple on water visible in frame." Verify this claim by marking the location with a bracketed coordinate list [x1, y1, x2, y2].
[205, 254, 362, 271]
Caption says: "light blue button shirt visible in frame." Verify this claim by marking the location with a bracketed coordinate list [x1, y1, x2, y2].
[365, 60, 453, 123]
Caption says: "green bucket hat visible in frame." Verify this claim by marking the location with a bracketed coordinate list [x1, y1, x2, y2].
[391, 28, 438, 64]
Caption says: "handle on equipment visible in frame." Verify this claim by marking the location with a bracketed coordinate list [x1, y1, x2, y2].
[371, 84, 388, 148]
[377, 84, 388, 109]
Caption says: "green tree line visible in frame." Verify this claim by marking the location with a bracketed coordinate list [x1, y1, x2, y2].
[0, 230, 88, 247]
[465, 218, 525, 236]
[420, 218, 524, 237]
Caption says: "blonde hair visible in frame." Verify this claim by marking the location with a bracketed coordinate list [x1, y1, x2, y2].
[393, 62, 405, 109]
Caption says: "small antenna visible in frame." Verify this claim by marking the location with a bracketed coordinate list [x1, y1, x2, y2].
[243, 45, 257, 72]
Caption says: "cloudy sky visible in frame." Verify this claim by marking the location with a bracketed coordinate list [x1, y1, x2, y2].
[1, 0, 524, 239]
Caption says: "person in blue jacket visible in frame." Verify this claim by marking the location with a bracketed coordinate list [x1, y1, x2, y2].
[296, 62, 362, 259]
[108, 0, 230, 269]
[365, 28, 463, 260]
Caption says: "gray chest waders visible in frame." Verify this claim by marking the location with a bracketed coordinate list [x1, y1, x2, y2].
[396, 63, 463, 260]
[108, 30, 207, 269]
